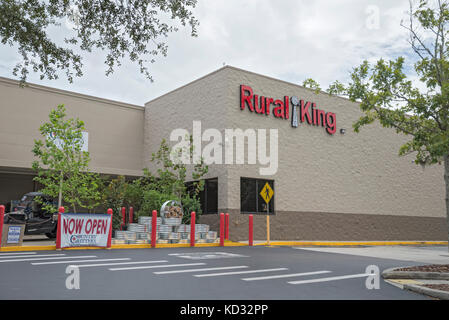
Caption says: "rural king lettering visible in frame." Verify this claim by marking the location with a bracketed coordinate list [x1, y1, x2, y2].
[240, 85, 337, 135]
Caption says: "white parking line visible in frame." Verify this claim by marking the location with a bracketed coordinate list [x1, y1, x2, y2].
[0, 255, 96, 263]
[31, 258, 132, 265]
[0, 252, 37, 256]
[109, 263, 206, 271]
[194, 268, 289, 278]
[288, 273, 370, 285]
[68, 260, 169, 268]
[0, 254, 65, 259]
[154, 266, 249, 275]
[241, 270, 332, 281]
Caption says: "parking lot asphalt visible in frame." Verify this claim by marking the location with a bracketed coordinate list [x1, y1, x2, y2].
[0, 245, 436, 300]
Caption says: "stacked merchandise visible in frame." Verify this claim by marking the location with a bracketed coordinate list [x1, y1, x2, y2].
[128, 223, 150, 244]
[111, 220, 219, 244]
[176, 224, 218, 243]
[113, 231, 136, 244]
[111, 202, 219, 244]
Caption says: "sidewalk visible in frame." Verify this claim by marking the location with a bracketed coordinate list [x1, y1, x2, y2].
[382, 266, 449, 300]
[22, 235, 54, 246]
[238, 240, 448, 247]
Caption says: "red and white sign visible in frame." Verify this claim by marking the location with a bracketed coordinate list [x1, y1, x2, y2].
[240, 85, 337, 135]
[58, 213, 112, 248]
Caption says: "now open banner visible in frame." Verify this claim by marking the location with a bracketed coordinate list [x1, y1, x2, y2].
[59, 213, 112, 248]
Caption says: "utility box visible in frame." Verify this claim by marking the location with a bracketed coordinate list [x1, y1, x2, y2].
[1, 224, 25, 247]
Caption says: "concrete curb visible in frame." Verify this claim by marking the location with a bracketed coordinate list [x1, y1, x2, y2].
[382, 267, 449, 280]
[403, 283, 449, 300]
[0, 240, 247, 252]
[0, 240, 447, 252]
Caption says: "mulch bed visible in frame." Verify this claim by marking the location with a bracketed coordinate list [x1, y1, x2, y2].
[422, 284, 449, 292]
[395, 265, 449, 273]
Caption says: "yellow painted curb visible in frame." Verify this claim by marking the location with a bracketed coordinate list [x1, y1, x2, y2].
[0, 241, 245, 252]
[0, 245, 56, 252]
[0, 240, 446, 252]
[389, 279, 423, 285]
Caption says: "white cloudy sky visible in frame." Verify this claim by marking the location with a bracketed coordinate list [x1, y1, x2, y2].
[0, 0, 417, 106]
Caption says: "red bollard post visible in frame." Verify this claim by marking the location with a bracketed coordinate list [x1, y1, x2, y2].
[249, 214, 253, 246]
[151, 210, 157, 248]
[55, 206, 64, 249]
[190, 211, 196, 247]
[0, 205, 5, 247]
[225, 213, 229, 240]
[219, 212, 225, 247]
[129, 207, 134, 224]
[106, 208, 113, 248]
[121, 207, 126, 230]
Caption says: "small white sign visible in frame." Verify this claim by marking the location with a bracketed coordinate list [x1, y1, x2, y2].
[7, 226, 22, 244]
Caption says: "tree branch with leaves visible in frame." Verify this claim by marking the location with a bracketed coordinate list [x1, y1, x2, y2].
[0, 0, 198, 83]
[32, 104, 102, 213]
[303, 0, 449, 247]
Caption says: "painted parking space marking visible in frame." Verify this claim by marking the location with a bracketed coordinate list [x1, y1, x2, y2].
[168, 252, 248, 260]
[241, 270, 332, 281]
[109, 263, 206, 271]
[69, 260, 169, 268]
[31, 258, 132, 265]
[0, 254, 65, 259]
[194, 268, 289, 278]
[0, 252, 37, 256]
[154, 266, 249, 275]
[0, 255, 96, 263]
[288, 273, 370, 285]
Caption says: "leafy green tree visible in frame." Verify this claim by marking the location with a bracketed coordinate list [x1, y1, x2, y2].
[0, 0, 198, 83]
[139, 189, 178, 217]
[32, 104, 101, 213]
[101, 138, 209, 227]
[142, 138, 208, 220]
[102, 175, 128, 230]
[303, 0, 449, 245]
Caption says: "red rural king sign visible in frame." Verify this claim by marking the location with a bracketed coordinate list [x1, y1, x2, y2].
[240, 85, 337, 135]
[58, 213, 112, 248]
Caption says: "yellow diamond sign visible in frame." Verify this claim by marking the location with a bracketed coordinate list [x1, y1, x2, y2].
[260, 182, 274, 204]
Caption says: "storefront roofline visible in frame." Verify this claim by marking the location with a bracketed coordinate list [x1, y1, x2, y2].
[0, 76, 144, 111]
[144, 65, 356, 107]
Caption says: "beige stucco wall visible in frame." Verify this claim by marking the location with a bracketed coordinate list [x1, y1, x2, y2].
[223, 67, 445, 218]
[145, 66, 445, 219]
[0, 77, 144, 177]
[144, 69, 230, 209]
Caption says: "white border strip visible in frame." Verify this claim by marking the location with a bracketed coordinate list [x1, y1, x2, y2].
[69, 260, 169, 268]
[242, 270, 331, 281]
[195, 268, 289, 278]
[0, 255, 96, 263]
[0, 254, 64, 259]
[288, 273, 370, 285]
[32, 258, 131, 265]
[154, 266, 248, 275]
[109, 263, 206, 271]
[0, 252, 37, 256]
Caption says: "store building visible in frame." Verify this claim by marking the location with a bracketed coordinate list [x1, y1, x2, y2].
[1, 66, 447, 241]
